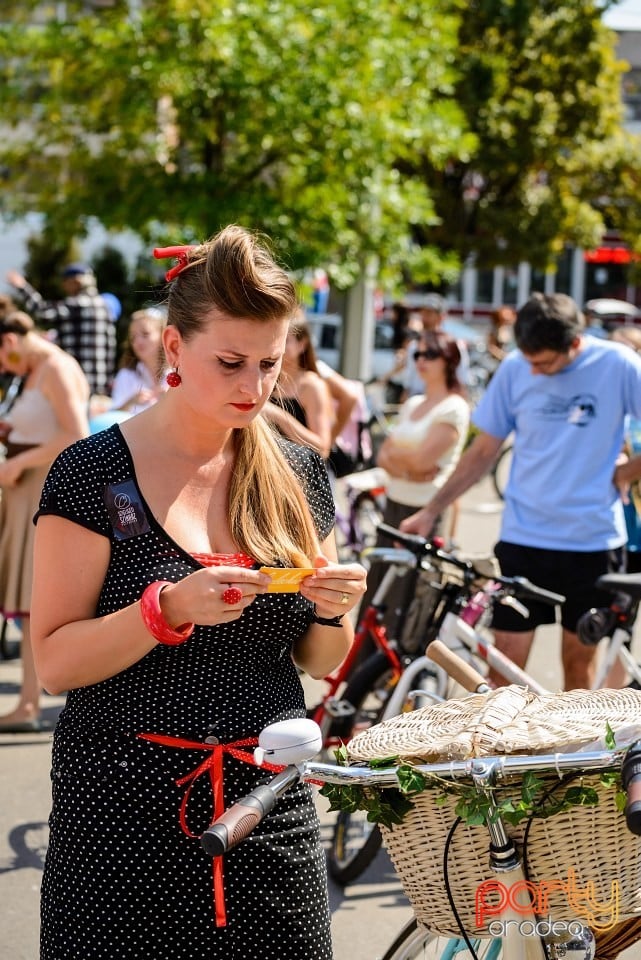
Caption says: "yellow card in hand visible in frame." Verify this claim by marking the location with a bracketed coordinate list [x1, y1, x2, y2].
[259, 567, 314, 592]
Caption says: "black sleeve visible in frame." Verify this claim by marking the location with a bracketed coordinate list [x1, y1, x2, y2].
[34, 436, 112, 538]
[281, 441, 336, 542]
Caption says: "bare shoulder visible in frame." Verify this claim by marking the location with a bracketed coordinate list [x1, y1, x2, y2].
[42, 345, 90, 398]
[300, 370, 331, 399]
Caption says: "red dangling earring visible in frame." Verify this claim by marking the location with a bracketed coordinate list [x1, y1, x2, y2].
[166, 368, 182, 388]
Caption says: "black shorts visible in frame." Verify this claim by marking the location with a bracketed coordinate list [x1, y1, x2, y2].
[492, 541, 625, 633]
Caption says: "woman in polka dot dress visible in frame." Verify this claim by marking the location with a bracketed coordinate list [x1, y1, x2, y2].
[30, 226, 367, 960]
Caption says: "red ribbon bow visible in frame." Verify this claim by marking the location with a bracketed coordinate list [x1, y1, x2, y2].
[153, 245, 198, 282]
[138, 732, 283, 926]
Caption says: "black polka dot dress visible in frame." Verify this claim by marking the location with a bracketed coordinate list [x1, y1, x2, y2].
[36, 425, 335, 959]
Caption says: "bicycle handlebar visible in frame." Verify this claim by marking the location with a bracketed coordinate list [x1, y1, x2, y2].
[376, 524, 565, 606]
[377, 523, 474, 572]
[427, 640, 490, 694]
[200, 765, 301, 856]
[200, 744, 631, 858]
[501, 575, 565, 607]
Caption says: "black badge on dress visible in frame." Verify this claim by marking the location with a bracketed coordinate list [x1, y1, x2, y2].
[104, 479, 151, 540]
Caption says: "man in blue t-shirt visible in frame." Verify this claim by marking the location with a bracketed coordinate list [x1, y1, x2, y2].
[401, 292, 641, 690]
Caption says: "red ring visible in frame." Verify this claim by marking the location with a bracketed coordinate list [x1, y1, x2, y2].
[222, 586, 243, 606]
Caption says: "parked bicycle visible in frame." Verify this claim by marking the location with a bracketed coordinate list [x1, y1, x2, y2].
[307, 534, 449, 755]
[373, 523, 560, 698]
[332, 526, 641, 900]
[375, 524, 641, 699]
[328, 524, 562, 886]
[310, 530, 461, 883]
[577, 570, 641, 689]
[334, 469, 387, 562]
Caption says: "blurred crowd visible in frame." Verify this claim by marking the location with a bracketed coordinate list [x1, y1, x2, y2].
[2, 259, 641, 731]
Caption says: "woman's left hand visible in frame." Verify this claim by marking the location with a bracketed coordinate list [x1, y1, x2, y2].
[299, 555, 367, 619]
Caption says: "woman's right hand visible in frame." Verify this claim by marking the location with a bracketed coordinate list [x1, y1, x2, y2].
[159, 566, 273, 628]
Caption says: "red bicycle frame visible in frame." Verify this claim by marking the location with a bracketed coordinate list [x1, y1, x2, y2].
[308, 602, 403, 750]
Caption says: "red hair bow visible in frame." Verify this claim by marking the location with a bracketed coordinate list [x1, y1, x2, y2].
[153, 245, 198, 282]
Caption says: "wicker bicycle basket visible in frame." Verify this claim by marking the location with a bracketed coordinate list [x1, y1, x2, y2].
[346, 686, 641, 938]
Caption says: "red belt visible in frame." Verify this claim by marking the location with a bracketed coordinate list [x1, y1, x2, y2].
[138, 732, 283, 927]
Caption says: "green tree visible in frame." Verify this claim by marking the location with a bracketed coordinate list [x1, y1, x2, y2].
[0, 0, 469, 288]
[404, 0, 641, 271]
[21, 228, 81, 299]
[2, 1, 638, 292]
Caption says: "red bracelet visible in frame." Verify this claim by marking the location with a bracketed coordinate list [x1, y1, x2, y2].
[140, 581, 195, 646]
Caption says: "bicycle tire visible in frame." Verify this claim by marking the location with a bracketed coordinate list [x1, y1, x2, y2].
[327, 654, 444, 885]
[351, 490, 385, 556]
[329, 807, 383, 887]
[380, 918, 503, 960]
[491, 444, 512, 501]
[327, 651, 396, 885]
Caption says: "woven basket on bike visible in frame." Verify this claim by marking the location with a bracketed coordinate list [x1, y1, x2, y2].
[346, 685, 641, 939]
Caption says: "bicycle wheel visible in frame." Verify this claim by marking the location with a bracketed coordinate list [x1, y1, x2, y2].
[351, 490, 385, 555]
[329, 806, 382, 886]
[380, 918, 503, 960]
[491, 444, 512, 501]
[327, 654, 443, 885]
[327, 651, 396, 885]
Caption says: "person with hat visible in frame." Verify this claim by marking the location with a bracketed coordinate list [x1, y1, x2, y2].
[6, 263, 117, 397]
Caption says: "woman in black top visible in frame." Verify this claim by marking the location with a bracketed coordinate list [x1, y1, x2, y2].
[265, 312, 334, 459]
[31, 226, 366, 959]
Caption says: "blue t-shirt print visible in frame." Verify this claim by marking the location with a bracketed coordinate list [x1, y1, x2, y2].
[539, 394, 598, 427]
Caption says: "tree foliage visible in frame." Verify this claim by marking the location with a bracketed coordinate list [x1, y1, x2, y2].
[405, 0, 641, 270]
[0, 0, 639, 288]
[0, 0, 467, 287]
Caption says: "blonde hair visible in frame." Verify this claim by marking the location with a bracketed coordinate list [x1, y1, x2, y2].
[119, 308, 166, 374]
[165, 225, 322, 566]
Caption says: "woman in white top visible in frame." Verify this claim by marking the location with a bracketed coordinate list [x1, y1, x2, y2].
[377, 329, 470, 516]
[110, 308, 167, 415]
[357, 330, 469, 639]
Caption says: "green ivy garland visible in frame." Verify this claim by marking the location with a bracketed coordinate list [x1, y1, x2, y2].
[320, 724, 626, 831]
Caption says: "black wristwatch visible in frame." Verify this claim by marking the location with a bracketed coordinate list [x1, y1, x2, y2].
[311, 608, 345, 628]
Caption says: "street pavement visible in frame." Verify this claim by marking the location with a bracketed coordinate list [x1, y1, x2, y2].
[0, 476, 636, 959]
